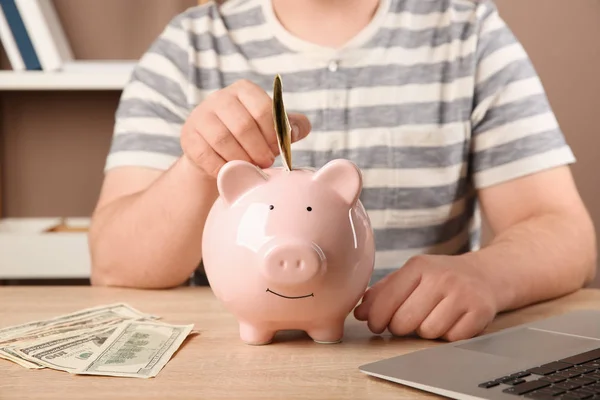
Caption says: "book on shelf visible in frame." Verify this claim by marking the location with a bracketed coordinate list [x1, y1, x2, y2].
[13, 0, 72, 71]
[0, 0, 68, 71]
[0, 0, 40, 70]
[0, 0, 135, 74]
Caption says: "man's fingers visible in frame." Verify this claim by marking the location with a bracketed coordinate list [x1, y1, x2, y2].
[213, 95, 275, 168]
[197, 110, 250, 164]
[181, 123, 226, 177]
[360, 269, 423, 334]
[387, 282, 444, 337]
[234, 79, 311, 155]
[183, 78, 312, 177]
[354, 274, 394, 321]
[288, 113, 311, 142]
[353, 292, 372, 321]
[415, 295, 465, 340]
[443, 310, 491, 342]
[234, 80, 280, 155]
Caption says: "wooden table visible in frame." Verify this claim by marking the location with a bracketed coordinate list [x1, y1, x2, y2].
[1, 286, 600, 400]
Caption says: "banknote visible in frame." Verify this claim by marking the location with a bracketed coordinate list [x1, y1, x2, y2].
[0, 303, 154, 340]
[2, 313, 126, 347]
[0, 317, 124, 370]
[0, 305, 194, 379]
[75, 320, 194, 378]
[0, 348, 43, 369]
[12, 325, 121, 372]
[0, 304, 157, 369]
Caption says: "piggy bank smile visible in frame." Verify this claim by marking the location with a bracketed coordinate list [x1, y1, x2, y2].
[265, 289, 314, 299]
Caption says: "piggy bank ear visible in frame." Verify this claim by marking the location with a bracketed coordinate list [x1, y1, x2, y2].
[217, 160, 268, 205]
[312, 159, 363, 206]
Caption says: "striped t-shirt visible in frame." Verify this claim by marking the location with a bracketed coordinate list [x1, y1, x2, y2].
[106, 0, 575, 284]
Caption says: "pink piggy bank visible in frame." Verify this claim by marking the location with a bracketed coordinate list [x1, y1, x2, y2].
[201, 159, 376, 345]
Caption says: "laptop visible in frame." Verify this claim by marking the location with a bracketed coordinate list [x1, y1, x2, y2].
[359, 309, 600, 399]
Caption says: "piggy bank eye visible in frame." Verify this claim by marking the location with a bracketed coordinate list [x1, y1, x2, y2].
[269, 205, 274, 210]
[307, 206, 312, 212]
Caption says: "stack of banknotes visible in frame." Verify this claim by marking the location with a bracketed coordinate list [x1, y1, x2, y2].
[0, 303, 194, 378]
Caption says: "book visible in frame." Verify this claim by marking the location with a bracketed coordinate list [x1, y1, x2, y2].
[0, 0, 41, 70]
[0, 1, 24, 70]
[14, 0, 72, 71]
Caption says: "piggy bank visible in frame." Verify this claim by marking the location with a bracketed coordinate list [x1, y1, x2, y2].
[201, 159, 375, 345]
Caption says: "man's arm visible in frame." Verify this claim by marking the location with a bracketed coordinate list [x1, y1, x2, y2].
[462, 0, 597, 310]
[354, 164, 596, 341]
[354, 0, 596, 341]
[88, 8, 222, 289]
[464, 165, 597, 312]
[89, 156, 218, 289]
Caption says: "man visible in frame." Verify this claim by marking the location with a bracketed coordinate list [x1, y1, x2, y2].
[88, 0, 597, 342]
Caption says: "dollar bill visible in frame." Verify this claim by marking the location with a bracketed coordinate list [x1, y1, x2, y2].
[11, 325, 121, 372]
[0, 348, 43, 369]
[0, 303, 154, 340]
[0, 305, 191, 378]
[75, 320, 194, 378]
[0, 304, 156, 369]
[3, 314, 125, 347]
[0, 317, 123, 370]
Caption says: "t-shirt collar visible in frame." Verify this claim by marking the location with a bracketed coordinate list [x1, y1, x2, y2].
[258, 0, 393, 64]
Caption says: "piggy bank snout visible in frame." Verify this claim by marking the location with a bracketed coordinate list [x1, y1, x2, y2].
[261, 240, 326, 285]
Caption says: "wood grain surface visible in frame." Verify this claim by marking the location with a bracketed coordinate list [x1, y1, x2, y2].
[1, 286, 599, 399]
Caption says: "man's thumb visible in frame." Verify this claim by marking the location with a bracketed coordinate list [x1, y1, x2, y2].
[288, 113, 311, 142]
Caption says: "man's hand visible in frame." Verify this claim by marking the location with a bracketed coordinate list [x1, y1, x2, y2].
[181, 79, 311, 178]
[354, 166, 596, 342]
[354, 254, 498, 342]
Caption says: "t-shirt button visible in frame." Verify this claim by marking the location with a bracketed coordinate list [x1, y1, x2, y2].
[328, 60, 339, 72]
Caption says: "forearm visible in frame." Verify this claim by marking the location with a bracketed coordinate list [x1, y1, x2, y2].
[461, 210, 597, 312]
[89, 156, 219, 289]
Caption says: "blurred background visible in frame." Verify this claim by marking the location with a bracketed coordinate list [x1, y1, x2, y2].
[0, 0, 598, 286]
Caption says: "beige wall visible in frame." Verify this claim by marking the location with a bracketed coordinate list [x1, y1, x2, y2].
[1, 0, 599, 277]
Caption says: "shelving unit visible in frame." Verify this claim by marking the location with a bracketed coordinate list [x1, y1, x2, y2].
[0, 63, 133, 280]
[0, 0, 197, 282]
[0, 66, 123, 279]
[0, 66, 124, 279]
[0, 69, 131, 90]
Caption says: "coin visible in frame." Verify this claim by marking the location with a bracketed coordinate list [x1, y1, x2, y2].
[272, 74, 292, 171]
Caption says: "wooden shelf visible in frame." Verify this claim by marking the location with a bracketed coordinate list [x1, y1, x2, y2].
[0, 66, 133, 91]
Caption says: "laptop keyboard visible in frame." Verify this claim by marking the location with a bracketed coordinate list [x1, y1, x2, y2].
[478, 348, 600, 399]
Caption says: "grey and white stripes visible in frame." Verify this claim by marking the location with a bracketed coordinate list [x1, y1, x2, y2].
[106, 0, 575, 282]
